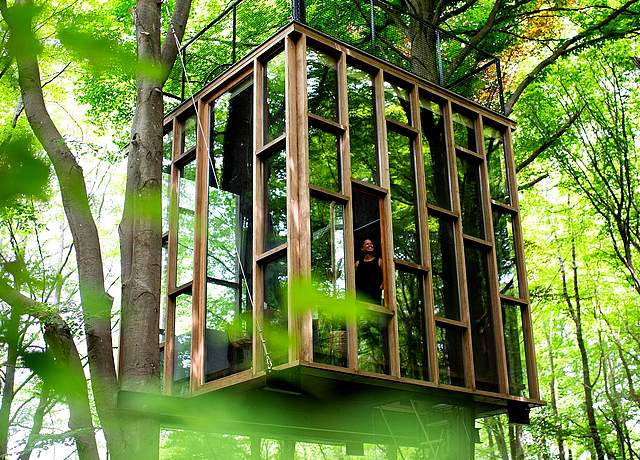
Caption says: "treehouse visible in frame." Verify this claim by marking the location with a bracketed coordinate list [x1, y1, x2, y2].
[121, 1, 543, 456]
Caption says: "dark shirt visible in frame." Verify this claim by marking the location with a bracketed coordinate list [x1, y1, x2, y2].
[355, 258, 383, 304]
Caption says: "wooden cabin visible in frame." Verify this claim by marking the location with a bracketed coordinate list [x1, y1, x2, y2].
[141, 16, 542, 458]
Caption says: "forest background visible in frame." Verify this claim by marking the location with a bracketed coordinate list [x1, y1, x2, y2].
[0, 0, 639, 458]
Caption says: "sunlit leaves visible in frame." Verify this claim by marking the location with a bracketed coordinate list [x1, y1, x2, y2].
[0, 133, 49, 209]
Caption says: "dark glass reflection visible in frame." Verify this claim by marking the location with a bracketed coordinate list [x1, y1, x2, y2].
[420, 98, 451, 209]
[493, 211, 520, 298]
[352, 187, 383, 305]
[347, 66, 378, 184]
[457, 156, 484, 239]
[384, 81, 411, 125]
[452, 111, 476, 151]
[176, 160, 196, 287]
[396, 270, 429, 380]
[388, 131, 420, 261]
[162, 131, 172, 233]
[313, 310, 348, 367]
[436, 326, 464, 386]
[428, 216, 460, 320]
[183, 115, 197, 153]
[358, 312, 390, 374]
[465, 244, 499, 392]
[309, 126, 340, 192]
[173, 292, 192, 395]
[160, 241, 168, 343]
[205, 80, 254, 382]
[307, 49, 338, 120]
[502, 302, 529, 397]
[263, 257, 288, 366]
[264, 148, 287, 250]
[484, 125, 510, 203]
[265, 53, 286, 143]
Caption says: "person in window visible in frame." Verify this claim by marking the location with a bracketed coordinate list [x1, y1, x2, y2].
[355, 239, 383, 304]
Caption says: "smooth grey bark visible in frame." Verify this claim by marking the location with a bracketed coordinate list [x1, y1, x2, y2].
[0, 305, 19, 457]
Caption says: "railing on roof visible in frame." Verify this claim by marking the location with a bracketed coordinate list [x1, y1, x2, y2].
[163, 0, 505, 114]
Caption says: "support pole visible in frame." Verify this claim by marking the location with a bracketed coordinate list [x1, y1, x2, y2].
[292, 0, 306, 23]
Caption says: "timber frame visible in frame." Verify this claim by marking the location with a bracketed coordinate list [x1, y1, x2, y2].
[158, 21, 543, 421]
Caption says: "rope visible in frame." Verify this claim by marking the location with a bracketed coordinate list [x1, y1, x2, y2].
[163, 2, 273, 372]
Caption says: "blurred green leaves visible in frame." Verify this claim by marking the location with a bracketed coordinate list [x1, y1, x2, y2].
[4, 2, 42, 59]
[0, 132, 49, 210]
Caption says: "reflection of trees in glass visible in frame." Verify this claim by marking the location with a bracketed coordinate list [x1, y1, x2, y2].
[311, 198, 347, 367]
[396, 270, 429, 380]
[307, 49, 338, 120]
[309, 126, 340, 191]
[493, 211, 519, 298]
[176, 161, 197, 286]
[428, 216, 460, 320]
[264, 149, 287, 250]
[160, 243, 168, 343]
[173, 293, 192, 395]
[206, 80, 254, 381]
[347, 67, 378, 184]
[452, 112, 476, 151]
[183, 115, 197, 152]
[457, 156, 484, 239]
[484, 125, 510, 203]
[384, 81, 411, 124]
[358, 313, 389, 374]
[388, 131, 419, 261]
[502, 303, 528, 397]
[265, 53, 286, 143]
[436, 326, 464, 386]
[464, 245, 498, 392]
[263, 257, 288, 366]
[421, 98, 451, 209]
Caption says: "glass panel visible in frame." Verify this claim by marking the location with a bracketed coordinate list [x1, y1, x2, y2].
[310, 199, 346, 297]
[313, 310, 348, 367]
[176, 160, 196, 287]
[162, 131, 172, 233]
[502, 302, 529, 397]
[307, 49, 338, 120]
[436, 326, 464, 386]
[264, 148, 287, 251]
[309, 126, 340, 192]
[358, 312, 389, 374]
[465, 244, 499, 392]
[347, 66, 378, 184]
[384, 81, 410, 125]
[457, 156, 484, 239]
[206, 80, 254, 382]
[388, 131, 420, 262]
[263, 257, 288, 366]
[396, 270, 429, 380]
[265, 53, 286, 143]
[182, 115, 197, 153]
[204, 280, 252, 381]
[493, 211, 520, 298]
[173, 293, 192, 394]
[420, 98, 451, 209]
[452, 111, 476, 151]
[160, 241, 168, 343]
[428, 216, 460, 320]
[484, 125, 510, 203]
[353, 188, 384, 305]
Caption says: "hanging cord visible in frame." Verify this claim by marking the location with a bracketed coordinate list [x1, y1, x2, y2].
[163, 2, 273, 373]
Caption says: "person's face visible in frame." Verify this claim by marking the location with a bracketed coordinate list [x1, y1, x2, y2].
[361, 239, 375, 253]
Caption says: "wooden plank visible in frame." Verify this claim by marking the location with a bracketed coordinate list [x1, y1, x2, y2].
[503, 125, 540, 400]
[308, 112, 346, 133]
[374, 69, 400, 378]
[190, 97, 210, 392]
[476, 115, 510, 395]
[385, 118, 419, 137]
[443, 99, 474, 389]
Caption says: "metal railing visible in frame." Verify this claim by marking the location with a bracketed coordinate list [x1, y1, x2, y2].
[164, 0, 505, 114]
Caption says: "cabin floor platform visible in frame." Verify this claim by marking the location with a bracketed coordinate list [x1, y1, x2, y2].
[118, 363, 540, 448]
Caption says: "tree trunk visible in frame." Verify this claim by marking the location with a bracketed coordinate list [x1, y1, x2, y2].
[547, 322, 566, 460]
[559, 245, 605, 460]
[0, 305, 19, 456]
[18, 385, 50, 460]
